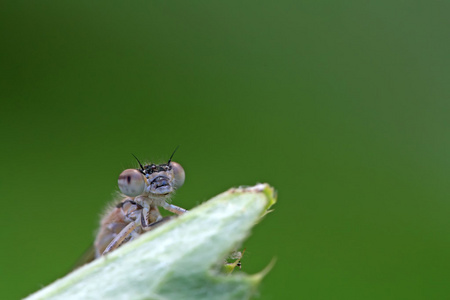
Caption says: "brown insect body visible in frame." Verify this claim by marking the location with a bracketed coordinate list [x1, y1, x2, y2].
[94, 199, 159, 257]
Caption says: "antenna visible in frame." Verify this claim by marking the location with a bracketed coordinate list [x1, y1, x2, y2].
[131, 153, 144, 170]
[168, 145, 180, 164]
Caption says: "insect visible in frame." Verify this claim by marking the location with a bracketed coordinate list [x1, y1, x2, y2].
[94, 149, 187, 258]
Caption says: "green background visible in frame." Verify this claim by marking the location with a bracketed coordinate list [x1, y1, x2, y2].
[1, 1, 450, 299]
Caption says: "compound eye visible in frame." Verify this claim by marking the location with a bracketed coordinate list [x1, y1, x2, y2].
[118, 169, 145, 197]
[170, 161, 185, 189]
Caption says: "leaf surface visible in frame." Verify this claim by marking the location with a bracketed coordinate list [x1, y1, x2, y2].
[26, 183, 276, 300]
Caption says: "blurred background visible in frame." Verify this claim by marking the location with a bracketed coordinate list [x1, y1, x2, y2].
[1, 1, 450, 299]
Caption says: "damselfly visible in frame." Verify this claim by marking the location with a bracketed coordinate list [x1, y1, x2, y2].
[93, 149, 187, 258]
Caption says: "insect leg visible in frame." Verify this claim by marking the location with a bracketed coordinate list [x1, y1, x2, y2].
[141, 212, 175, 231]
[102, 221, 139, 255]
[161, 202, 188, 215]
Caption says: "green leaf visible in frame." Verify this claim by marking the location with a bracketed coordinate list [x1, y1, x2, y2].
[26, 183, 277, 300]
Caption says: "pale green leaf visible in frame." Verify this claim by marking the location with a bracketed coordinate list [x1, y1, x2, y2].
[25, 183, 277, 300]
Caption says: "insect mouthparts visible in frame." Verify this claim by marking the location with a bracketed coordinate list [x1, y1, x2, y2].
[152, 176, 170, 187]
